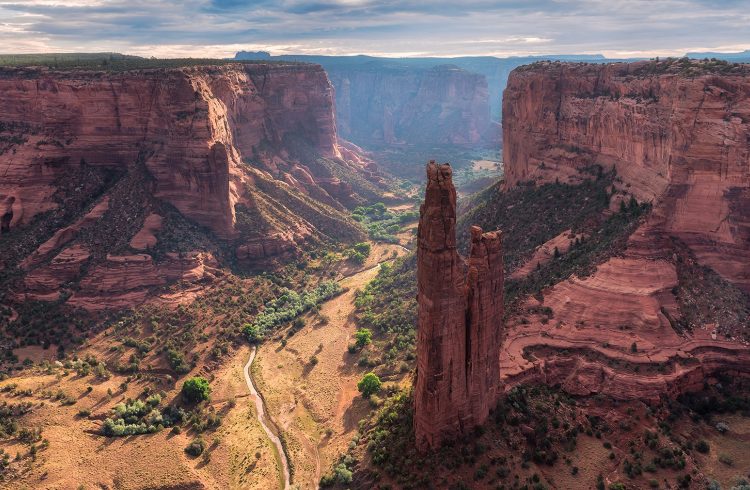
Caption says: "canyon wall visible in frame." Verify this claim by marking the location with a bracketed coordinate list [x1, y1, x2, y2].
[0, 62, 366, 238]
[330, 64, 497, 146]
[0, 62, 377, 309]
[498, 59, 750, 401]
[234, 52, 499, 147]
[415, 162, 503, 451]
[503, 60, 750, 291]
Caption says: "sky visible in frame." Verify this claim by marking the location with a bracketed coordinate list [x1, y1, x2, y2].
[1, 0, 749, 59]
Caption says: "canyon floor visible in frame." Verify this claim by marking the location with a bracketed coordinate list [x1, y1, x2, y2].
[0, 198, 419, 489]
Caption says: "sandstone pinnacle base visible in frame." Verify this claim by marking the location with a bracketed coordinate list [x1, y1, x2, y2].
[414, 161, 504, 451]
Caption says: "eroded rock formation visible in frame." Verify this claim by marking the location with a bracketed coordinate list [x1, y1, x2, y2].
[415, 161, 504, 451]
[332, 65, 498, 146]
[503, 60, 750, 291]
[498, 60, 750, 401]
[0, 61, 379, 310]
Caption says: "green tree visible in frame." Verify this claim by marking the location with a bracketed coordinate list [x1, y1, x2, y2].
[353, 242, 371, 256]
[357, 372, 381, 398]
[354, 328, 373, 348]
[182, 377, 211, 403]
[243, 323, 262, 344]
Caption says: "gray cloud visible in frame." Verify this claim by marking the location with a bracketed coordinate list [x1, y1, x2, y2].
[0, 0, 748, 58]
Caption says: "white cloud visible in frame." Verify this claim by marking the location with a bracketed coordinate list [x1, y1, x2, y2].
[0, 0, 747, 58]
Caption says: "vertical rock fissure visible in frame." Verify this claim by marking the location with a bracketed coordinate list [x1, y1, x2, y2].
[415, 161, 504, 451]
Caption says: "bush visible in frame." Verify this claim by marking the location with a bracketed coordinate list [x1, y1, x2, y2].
[719, 453, 733, 466]
[695, 440, 710, 453]
[346, 250, 367, 265]
[355, 328, 373, 348]
[182, 377, 211, 403]
[185, 438, 205, 456]
[242, 323, 262, 344]
[357, 372, 381, 398]
[353, 242, 371, 257]
[333, 463, 353, 484]
[166, 348, 190, 374]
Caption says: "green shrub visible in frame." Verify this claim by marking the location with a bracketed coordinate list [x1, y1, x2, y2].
[695, 440, 709, 453]
[357, 372, 381, 398]
[242, 323, 262, 344]
[355, 328, 373, 348]
[246, 282, 342, 340]
[182, 377, 211, 403]
[185, 438, 205, 456]
[166, 348, 190, 373]
[353, 242, 372, 256]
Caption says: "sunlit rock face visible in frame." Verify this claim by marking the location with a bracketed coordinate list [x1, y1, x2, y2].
[0, 62, 355, 238]
[498, 60, 750, 402]
[415, 161, 504, 451]
[503, 60, 750, 292]
[0, 62, 376, 309]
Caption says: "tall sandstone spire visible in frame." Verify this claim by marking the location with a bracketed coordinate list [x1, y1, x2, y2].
[414, 161, 504, 451]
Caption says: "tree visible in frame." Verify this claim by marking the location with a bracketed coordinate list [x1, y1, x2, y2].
[182, 377, 211, 403]
[185, 437, 206, 456]
[357, 372, 381, 398]
[695, 440, 710, 453]
[243, 323, 262, 344]
[353, 242, 371, 257]
[355, 328, 373, 349]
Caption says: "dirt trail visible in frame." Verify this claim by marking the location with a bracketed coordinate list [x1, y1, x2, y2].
[253, 241, 408, 488]
[244, 348, 291, 490]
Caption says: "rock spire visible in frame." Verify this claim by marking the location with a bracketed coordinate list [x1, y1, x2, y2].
[414, 161, 504, 451]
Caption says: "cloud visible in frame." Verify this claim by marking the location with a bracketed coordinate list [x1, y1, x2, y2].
[0, 0, 748, 58]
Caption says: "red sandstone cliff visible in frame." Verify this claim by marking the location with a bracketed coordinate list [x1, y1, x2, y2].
[503, 60, 750, 291]
[0, 62, 373, 237]
[499, 59, 750, 401]
[330, 65, 499, 146]
[415, 162, 503, 451]
[0, 62, 378, 309]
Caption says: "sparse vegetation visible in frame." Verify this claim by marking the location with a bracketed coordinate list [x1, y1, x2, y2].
[352, 202, 418, 243]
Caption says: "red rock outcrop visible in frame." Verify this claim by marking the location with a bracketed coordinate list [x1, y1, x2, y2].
[503, 60, 750, 291]
[0, 61, 378, 310]
[498, 60, 750, 401]
[67, 251, 219, 311]
[415, 162, 504, 451]
[0, 62, 375, 239]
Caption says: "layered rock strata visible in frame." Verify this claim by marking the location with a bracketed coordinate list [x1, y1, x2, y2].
[415, 162, 504, 451]
[0, 61, 378, 310]
[0, 62, 373, 239]
[498, 60, 750, 401]
[503, 60, 750, 291]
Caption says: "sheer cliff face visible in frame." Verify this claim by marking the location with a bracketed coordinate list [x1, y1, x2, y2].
[497, 61, 750, 402]
[0, 62, 376, 309]
[503, 61, 750, 291]
[415, 162, 503, 451]
[0, 63, 350, 239]
[331, 65, 498, 146]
